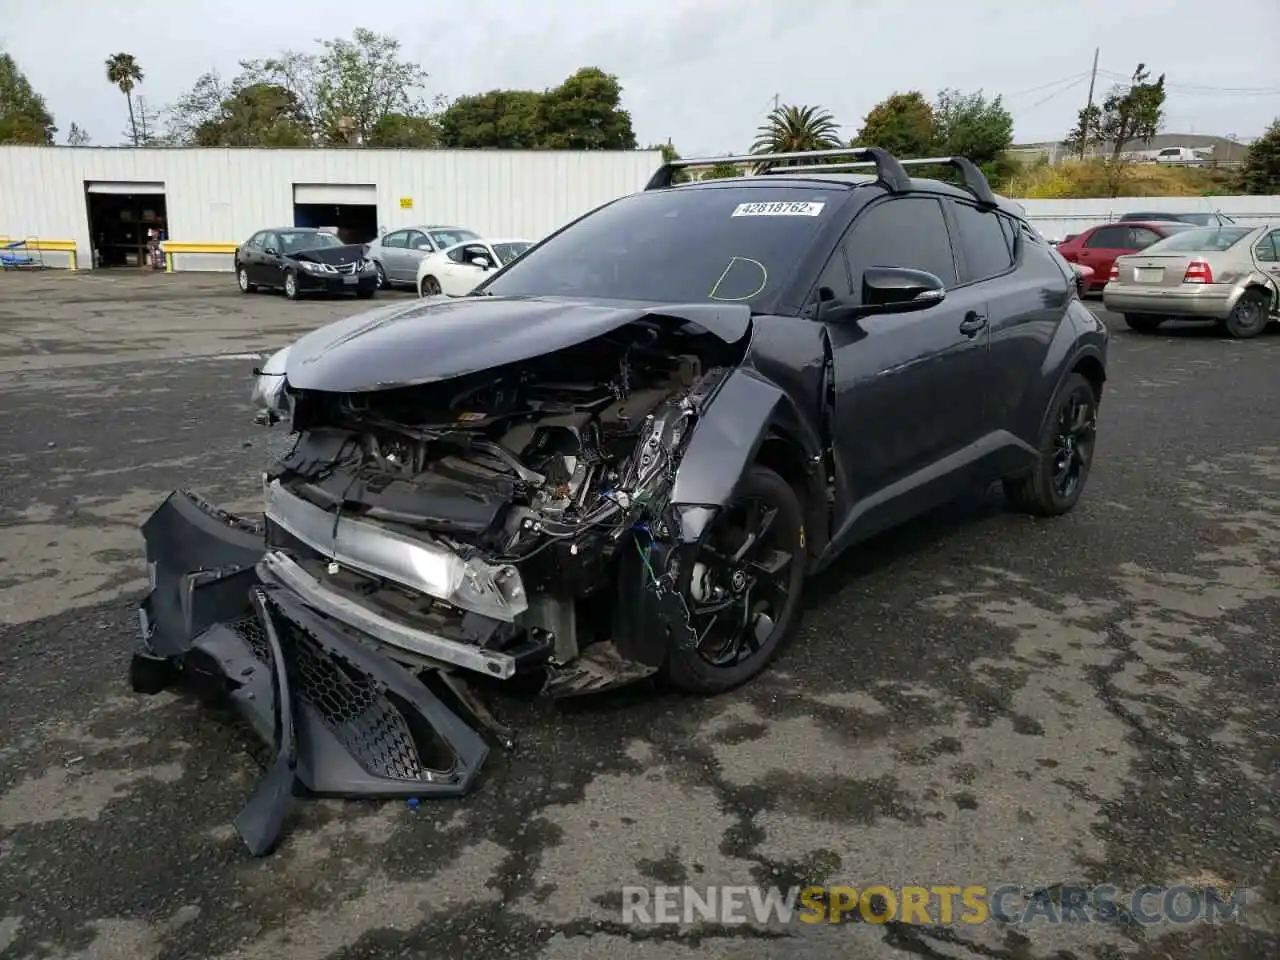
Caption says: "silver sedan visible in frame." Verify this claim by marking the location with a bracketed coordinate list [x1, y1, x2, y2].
[364, 225, 482, 288]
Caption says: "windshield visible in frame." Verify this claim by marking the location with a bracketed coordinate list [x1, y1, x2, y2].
[281, 231, 343, 252]
[481, 187, 839, 305]
[492, 241, 532, 265]
[430, 228, 480, 249]
[1142, 226, 1254, 253]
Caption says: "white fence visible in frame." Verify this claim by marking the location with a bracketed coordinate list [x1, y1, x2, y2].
[1016, 195, 1280, 242]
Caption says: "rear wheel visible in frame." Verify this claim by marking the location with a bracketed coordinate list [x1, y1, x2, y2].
[1004, 373, 1098, 517]
[420, 275, 441, 297]
[663, 466, 807, 694]
[283, 270, 299, 300]
[1124, 313, 1164, 332]
[1223, 290, 1269, 339]
[237, 264, 256, 293]
[374, 261, 388, 289]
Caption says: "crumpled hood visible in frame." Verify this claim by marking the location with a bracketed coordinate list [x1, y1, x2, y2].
[284, 295, 752, 393]
[293, 244, 366, 266]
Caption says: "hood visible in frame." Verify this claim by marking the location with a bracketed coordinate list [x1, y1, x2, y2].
[284, 295, 752, 393]
[291, 244, 367, 266]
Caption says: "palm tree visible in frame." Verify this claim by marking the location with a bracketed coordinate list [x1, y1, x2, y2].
[750, 104, 842, 167]
[106, 53, 144, 145]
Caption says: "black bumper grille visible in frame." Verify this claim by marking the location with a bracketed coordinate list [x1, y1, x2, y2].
[229, 615, 428, 783]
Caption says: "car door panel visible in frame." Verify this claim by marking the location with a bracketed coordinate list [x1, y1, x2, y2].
[824, 196, 991, 546]
[253, 232, 281, 287]
[400, 231, 431, 282]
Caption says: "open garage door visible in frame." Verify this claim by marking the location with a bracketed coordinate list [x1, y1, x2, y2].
[85, 181, 167, 268]
[293, 183, 378, 245]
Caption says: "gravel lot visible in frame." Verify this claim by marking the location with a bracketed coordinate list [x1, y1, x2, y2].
[0, 270, 1277, 960]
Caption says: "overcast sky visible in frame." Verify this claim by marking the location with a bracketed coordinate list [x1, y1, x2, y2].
[5, 0, 1279, 153]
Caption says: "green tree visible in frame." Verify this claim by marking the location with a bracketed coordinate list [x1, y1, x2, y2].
[0, 53, 56, 144]
[105, 53, 144, 145]
[366, 113, 440, 148]
[438, 89, 545, 148]
[1099, 64, 1166, 160]
[310, 28, 438, 144]
[751, 104, 841, 159]
[650, 142, 691, 184]
[1063, 103, 1102, 159]
[853, 91, 935, 158]
[702, 162, 742, 180]
[1239, 119, 1280, 195]
[192, 82, 311, 147]
[536, 67, 637, 149]
[932, 89, 1012, 167]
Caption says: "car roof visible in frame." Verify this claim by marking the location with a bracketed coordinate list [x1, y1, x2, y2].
[666, 172, 1028, 219]
[1097, 220, 1196, 230]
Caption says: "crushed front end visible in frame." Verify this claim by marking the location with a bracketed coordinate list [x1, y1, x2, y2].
[131, 314, 744, 855]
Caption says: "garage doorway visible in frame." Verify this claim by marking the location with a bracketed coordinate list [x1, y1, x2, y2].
[292, 183, 378, 245]
[85, 181, 167, 268]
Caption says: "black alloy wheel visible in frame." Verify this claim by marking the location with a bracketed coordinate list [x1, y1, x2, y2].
[663, 466, 806, 693]
[1004, 372, 1098, 516]
[1223, 290, 1269, 339]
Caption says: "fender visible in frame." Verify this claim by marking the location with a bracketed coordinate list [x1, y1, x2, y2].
[667, 367, 825, 540]
[1015, 301, 1109, 446]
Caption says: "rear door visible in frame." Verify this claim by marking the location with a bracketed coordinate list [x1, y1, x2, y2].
[379, 230, 408, 279]
[1076, 224, 1130, 282]
[826, 194, 992, 540]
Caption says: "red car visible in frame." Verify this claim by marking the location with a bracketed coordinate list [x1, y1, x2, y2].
[1056, 221, 1196, 292]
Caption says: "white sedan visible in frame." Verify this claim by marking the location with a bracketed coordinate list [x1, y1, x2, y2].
[416, 238, 533, 297]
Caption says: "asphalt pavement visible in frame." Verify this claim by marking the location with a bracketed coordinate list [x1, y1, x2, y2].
[0, 270, 1277, 960]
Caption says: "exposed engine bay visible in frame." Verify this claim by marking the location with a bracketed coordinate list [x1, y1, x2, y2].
[263, 319, 740, 688]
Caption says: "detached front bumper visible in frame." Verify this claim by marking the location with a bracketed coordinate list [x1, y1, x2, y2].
[131, 490, 488, 856]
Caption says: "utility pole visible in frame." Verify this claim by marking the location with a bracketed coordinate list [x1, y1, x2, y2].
[773, 93, 779, 112]
[1079, 47, 1099, 159]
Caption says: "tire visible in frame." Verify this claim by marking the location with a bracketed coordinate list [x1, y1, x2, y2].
[374, 262, 388, 289]
[662, 465, 807, 694]
[283, 270, 299, 300]
[1003, 372, 1099, 517]
[236, 264, 256, 293]
[356, 287, 376, 299]
[1223, 289, 1269, 339]
[1124, 313, 1164, 333]
[420, 275, 442, 297]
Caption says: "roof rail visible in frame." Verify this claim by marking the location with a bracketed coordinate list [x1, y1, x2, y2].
[755, 154, 999, 209]
[643, 147, 912, 193]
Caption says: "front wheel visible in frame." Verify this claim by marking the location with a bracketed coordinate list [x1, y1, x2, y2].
[1124, 313, 1164, 332]
[420, 275, 442, 297]
[662, 465, 807, 694]
[1003, 372, 1098, 517]
[1223, 290, 1269, 339]
[283, 270, 299, 300]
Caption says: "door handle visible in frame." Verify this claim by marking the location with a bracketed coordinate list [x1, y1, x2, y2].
[959, 311, 988, 336]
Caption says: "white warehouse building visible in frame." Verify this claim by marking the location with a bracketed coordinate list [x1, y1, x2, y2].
[0, 146, 663, 272]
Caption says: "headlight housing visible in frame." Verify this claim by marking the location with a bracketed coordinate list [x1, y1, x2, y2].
[251, 345, 292, 425]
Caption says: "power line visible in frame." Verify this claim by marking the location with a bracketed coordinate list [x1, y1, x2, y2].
[1025, 75, 1088, 110]
[1094, 68, 1280, 95]
[1003, 72, 1090, 99]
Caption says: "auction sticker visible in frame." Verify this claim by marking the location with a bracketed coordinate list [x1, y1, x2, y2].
[731, 201, 826, 217]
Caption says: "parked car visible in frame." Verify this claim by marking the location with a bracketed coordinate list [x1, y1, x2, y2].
[1103, 223, 1280, 338]
[364, 225, 482, 288]
[416, 237, 533, 297]
[235, 228, 378, 301]
[1055, 221, 1197, 291]
[130, 147, 1108, 856]
[1151, 146, 1211, 167]
[1117, 211, 1236, 227]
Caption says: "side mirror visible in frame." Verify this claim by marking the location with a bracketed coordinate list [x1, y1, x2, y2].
[861, 266, 946, 314]
[470, 255, 493, 270]
[416, 242, 432, 250]
[264, 247, 279, 257]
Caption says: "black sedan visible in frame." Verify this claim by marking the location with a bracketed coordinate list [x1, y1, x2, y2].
[234, 228, 379, 300]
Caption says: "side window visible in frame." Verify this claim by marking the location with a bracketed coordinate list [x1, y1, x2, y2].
[262, 232, 280, 253]
[1255, 230, 1280, 263]
[951, 201, 1014, 282]
[810, 245, 854, 305]
[405, 230, 429, 251]
[243, 232, 263, 251]
[844, 197, 959, 289]
[1128, 227, 1162, 249]
[461, 243, 490, 264]
[1084, 226, 1126, 249]
[997, 216, 1018, 259]
[383, 231, 407, 249]
[446, 246, 467, 264]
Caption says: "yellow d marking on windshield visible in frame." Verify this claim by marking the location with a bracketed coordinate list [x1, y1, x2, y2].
[709, 257, 768, 301]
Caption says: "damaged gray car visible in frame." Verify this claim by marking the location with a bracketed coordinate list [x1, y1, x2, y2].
[131, 148, 1108, 855]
